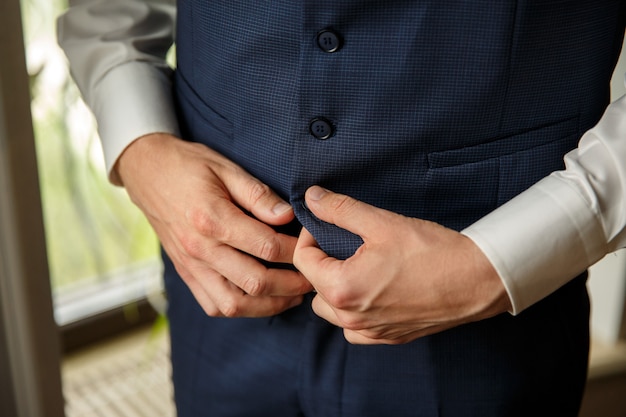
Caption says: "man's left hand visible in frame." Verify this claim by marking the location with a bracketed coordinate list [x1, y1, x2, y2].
[294, 186, 512, 345]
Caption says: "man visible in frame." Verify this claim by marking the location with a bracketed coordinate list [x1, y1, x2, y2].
[58, 1, 626, 415]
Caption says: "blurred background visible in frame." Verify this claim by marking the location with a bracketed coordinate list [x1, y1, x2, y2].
[22, 0, 163, 331]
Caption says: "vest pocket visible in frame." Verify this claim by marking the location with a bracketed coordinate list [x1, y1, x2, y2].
[175, 71, 234, 150]
[423, 117, 580, 228]
[426, 117, 579, 169]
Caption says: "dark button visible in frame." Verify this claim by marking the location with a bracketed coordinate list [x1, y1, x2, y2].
[316, 29, 342, 53]
[309, 117, 334, 140]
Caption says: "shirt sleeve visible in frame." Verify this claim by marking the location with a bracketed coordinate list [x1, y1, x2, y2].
[56, 0, 179, 183]
[462, 89, 626, 314]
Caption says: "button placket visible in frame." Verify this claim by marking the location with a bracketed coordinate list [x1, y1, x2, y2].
[307, 28, 342, 140]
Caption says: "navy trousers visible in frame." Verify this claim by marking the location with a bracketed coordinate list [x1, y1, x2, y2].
[163, 252, 589, 417]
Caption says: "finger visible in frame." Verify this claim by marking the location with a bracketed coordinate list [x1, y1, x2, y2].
[312, 290, 436, 345]
[312, 296, 400, 345]
[343, 322, 456, 345]
[294, 227, 344, 291]
[312, 292, 400, 345]
[342, 330, 403, 345]
[184, 199, 298, 264]
[310, 293, 344, 327]
[208, 279, 305, 318]
[304, 186, 389, 239]
[293, 226, 324, 264]
[182, 268, 224, 317]
[184, 257, 306, 318]
[220, 167, 295, 226]
[198, 279, 305, 318]
[206, 243, 313, 296]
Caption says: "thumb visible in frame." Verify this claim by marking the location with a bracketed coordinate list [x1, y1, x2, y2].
[304, 186, 381, 237]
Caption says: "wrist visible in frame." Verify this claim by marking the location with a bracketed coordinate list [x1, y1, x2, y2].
[112, 132, 179, 187]
[467, 237, 513, 317]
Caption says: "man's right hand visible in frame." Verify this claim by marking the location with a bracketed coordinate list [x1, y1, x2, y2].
[114, 133, 313, 317]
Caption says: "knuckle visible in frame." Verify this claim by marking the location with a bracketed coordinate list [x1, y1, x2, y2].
[255, 235, 281, 261]
[240, 274, 267, 296]
[187, 208, 221, 237]
[187, 206, 237, 243]
[325, 286, 353, 310]
[246, 179, 272, 207]
[329, 194, 358, 213]
[358, 328, 383, 340]
[297, 279, 314, 294]
[336, 311, 366, 331]
[178, 234, 207, 259]
[218, 298, 242, 318]
[202, 304, 222, 317]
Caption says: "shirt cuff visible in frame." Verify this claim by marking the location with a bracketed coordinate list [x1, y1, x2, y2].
[462, 175, 607, 315]
[90, 61, 180, 182]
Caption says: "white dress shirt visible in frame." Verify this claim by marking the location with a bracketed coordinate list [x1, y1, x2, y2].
[57, 0, 626, 314]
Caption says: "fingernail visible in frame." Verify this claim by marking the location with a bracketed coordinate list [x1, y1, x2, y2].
[307, 186, 328, 201]
[272, 201, 293, 216]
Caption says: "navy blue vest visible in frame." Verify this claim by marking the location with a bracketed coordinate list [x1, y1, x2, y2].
[164, 3, 626, 413]
[174, 0, 625, 261]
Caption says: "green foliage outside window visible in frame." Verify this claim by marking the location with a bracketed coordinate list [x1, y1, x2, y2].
[21, 0, 159, 292]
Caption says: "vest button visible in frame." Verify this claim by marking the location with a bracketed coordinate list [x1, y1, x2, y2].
[316, 29, 342, 53]
[309, 117, 334, 140]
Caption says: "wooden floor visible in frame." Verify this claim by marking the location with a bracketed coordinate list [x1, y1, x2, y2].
[62, 325, 175, 417]
[62, 326, 626, 417]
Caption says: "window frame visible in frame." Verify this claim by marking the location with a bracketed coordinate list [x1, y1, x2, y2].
[0, 0, 64, 414]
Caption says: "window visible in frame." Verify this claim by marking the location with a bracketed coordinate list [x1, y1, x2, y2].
[22, 0, 163, 349]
